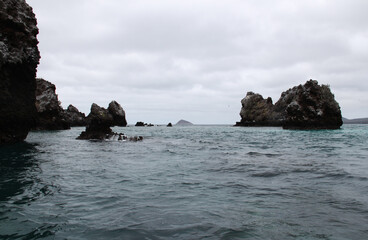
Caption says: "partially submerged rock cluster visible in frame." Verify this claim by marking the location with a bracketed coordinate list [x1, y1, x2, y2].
[77, 102, 128, 140]
[235, 80, 343, 129]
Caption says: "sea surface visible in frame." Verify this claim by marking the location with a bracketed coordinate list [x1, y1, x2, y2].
[1, 125, 367, 240]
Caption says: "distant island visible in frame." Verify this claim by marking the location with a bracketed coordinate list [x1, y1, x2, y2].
[343, 117, 368, 124]
[175, 120, 194, 126]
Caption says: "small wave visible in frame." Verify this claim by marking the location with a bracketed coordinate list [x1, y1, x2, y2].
[251, 171, 284, 178]
[247, 152, 282, 158]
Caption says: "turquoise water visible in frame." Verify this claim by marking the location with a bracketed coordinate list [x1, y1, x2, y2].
[1, 125, 367, 239]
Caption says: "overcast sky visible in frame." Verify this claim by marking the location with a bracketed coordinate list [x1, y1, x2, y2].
[27, 0, 368, 124]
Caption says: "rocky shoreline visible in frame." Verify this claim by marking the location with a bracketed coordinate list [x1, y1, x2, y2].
[0, 1, 347, 145]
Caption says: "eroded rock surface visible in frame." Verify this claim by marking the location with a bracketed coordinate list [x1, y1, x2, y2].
[238, 92, 281, 126]
[0, 0, 40, 144]
[34, 78, 70, 130]
[108, 101, 127, 127]
[236, 80, 343, 129]
[276, 80, 343, 129]
[64, 104, 86, 127]
[77, 103, 113, 140]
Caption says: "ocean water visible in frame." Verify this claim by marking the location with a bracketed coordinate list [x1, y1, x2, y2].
[1, 125, 367, 240]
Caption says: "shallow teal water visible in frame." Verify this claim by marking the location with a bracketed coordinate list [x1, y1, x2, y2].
[1, 125, 368, 239]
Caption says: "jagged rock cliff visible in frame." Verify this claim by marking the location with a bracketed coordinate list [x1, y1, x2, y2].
[34, 78, 70, 130]
[236, 80, 343, 129]
[0, 0, 40, 144]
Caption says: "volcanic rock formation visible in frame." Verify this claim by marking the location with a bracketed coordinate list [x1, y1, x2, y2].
[77, 101, 127, 140]
[108, 100, 127, 127]
[77, 103, 113, 140]
[237, 92, 281, 126]
[34, 78, 70, 130]
[236, 80, 343, 129]
[63, 104, 86, 127]
[0, 0, 40, 144]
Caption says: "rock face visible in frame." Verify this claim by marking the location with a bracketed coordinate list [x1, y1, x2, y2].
[0, 0, 40, 144]
[77, 101, 127, 140]
[77, 103, 113, 140]
[108, 101, 127, 127]
[63, 105, 86, 127]
[238, 92, 281, 126]
[34, 78, 70, 130]
[236, 80, 343, 129]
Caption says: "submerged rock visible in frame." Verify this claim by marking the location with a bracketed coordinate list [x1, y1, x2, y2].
[0, 0, 40, 144]
[236, 80, 343, 129]
[34, 78, 70, 130]
[63, 104, 86, 127]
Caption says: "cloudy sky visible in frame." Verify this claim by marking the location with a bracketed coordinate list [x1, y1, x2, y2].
[27, 0, 368, 124]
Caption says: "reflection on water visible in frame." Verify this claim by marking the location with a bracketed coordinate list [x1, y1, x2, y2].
[0, 142, 58, 239]
[0, 143, 40, 201]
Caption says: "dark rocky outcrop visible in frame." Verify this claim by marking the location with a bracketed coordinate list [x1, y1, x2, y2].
[0, 0, 40, 144]
[63, 104, 86, 127]
[135, 121, 145, 127]
[236, 80, 343, 129]
[77, 101, 127, 140]
[34, 78, 70, 130]
[77, 103, 113, 140]
[167, 123, 173, 127]
[108, 101, 127, 127]
[237, 92, 281, 126]
[135, 122, 154, 127]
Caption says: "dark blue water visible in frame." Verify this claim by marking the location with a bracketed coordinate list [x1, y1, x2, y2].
[1, 125, 367, 239]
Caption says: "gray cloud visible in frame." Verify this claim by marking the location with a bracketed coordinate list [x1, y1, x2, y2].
[28, 0, 368, 123]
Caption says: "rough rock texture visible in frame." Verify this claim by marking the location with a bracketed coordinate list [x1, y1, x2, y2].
[0, 0, 40, 144]
[63, 105, 86, 127]
[236, 80, 343, 129]
[108, 101, 127, 127]
[34, 78, 70, 130]
[276, 80, 343, 129]
[77, 103, 114, 140]
[238, 92, 281, 126]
